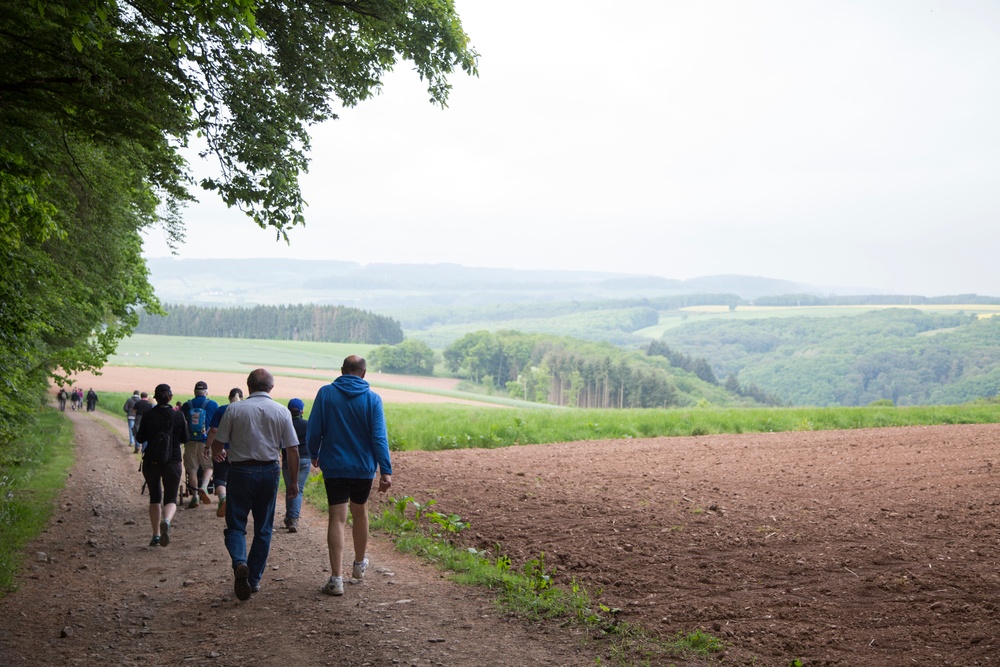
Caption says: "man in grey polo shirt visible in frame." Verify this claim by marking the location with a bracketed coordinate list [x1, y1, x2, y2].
[212, 368, 300, 601]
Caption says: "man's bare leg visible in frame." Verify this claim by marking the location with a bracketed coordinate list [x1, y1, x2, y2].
[350, 500, 368, 564]
[327, 503, 349, 578]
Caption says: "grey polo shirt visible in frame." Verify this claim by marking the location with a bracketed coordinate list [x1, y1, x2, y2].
[215, 392, 299, 463]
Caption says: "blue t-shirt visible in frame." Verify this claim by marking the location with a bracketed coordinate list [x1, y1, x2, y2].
[210, 403, 230, 449]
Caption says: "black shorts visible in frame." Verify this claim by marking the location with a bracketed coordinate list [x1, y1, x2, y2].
[212, 458, 230, 487]
[323, 477, 373, 506]
[143, 461, 182, 505]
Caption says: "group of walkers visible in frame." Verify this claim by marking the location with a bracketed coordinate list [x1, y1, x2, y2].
[127, 355, 393, 601]
[57, 387, 98, 412]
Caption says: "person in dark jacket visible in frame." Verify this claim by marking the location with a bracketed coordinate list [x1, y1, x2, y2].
[281, 398, 311, 533]
[136, 383, 188, 547]
[86, 388, 98, 412]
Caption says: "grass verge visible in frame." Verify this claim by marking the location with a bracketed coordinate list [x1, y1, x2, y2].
[369, 495, 725, 666]
[0, 408, 75, 596]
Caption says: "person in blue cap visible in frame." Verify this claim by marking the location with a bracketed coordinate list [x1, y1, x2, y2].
[282, 397, 311, 532]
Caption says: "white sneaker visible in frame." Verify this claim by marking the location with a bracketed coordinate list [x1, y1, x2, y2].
[321, 576, 344, 596]
[352, 557, 369, 581]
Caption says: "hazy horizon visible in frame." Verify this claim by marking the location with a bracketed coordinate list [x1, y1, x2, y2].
[142, 0, 1000, 298]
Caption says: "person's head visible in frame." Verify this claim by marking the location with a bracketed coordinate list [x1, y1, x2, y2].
[228, 387, 244, 403]
[153, 384, 173, 406]
[341, 355, 367, 378]
[133, 389, 139, 396]
[194, 380, 208, 397]
[247, 368, 274, 394]
[140, 391, 148, 399]
[287, 398, 304, 416]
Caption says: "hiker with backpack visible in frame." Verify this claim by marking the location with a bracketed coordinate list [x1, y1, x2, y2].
[135, 383, 188, 547]
[180, 381, 219, 509]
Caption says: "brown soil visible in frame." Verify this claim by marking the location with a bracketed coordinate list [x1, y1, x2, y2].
[3, 410, 1000, 666]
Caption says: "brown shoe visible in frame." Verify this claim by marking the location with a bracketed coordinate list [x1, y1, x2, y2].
[216, 497, 226, 518]
[187, 496, 199, 509]
[198, 489, 211, 505]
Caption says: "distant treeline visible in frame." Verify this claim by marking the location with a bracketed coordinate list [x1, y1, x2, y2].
[393, 294, 744, 328]
[753, 294, 1000, 307]
[136, 305, 403, 344]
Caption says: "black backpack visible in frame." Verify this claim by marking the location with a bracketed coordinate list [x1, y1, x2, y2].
[143, 429, 172, 465]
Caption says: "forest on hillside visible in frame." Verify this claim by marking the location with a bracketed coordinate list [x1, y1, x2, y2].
[435, 330, 765, 409]
[136, 305, 403, 345]
[660, 309, 1000, 406]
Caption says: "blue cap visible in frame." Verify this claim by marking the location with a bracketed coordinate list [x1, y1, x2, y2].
[287, 398, 305, 413]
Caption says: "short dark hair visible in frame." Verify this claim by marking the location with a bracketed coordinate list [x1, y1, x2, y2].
[153, 384, 173, 405]
[228, 387, 243, 400]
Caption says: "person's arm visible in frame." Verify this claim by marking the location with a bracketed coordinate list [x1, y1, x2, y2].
[285, 447, 300, 497]
[213, 410, 232, 461]
[205, 427, 227, 462]
[306, 392, 323, 465]
[371, 398, 392, 492]
[281, 413, 300, 496]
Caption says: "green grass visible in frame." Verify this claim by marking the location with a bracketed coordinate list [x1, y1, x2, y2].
[111, 333, 376, 372]
[381, 402, 1000, 451]
[634, 303, 1000, 339]
[0, 409, 75, 595]
[98, 388, 1000, 455]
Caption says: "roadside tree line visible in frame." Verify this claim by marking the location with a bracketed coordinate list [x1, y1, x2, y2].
[137, 305, 403, 345]
[0, 1, 475, 448]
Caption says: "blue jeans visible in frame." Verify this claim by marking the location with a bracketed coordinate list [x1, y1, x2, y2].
[282, 456, 311, 520]
[127, 416, 136, 446]
[224, 461, 280, 587]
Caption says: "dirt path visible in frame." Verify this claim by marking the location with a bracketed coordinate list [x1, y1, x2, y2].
[0, 409, 590, 667]
[67, 367, 498, 407]
[5, 409, 1000, 666]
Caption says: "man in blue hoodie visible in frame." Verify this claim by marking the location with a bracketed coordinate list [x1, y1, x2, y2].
[307, 355, 392, 596]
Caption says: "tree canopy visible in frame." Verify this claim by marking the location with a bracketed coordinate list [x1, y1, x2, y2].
[0, 0, 477, 445]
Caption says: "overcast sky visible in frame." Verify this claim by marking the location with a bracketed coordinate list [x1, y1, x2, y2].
[143, 0, 1000, 297]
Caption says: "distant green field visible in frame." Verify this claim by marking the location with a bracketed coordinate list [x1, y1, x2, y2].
[112, 334, 376, 372]
[634, 304, 1000, 339]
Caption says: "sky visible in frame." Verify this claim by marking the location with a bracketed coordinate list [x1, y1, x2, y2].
[142, 0, 1000, 297]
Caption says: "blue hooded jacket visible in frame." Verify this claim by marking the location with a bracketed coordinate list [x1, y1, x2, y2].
[306, 374, 392, 479]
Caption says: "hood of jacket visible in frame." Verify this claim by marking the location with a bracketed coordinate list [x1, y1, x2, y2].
[332, 374, 370, 398]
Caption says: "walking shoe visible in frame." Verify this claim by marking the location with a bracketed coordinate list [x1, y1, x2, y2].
[216, 497, 227, 518]
[321, 576, 344, 596]
[187, 496, 199, 509]
[159, 520, 170, 547]
[352, 557, 369, 581]
[287, 518, 298, 533]
[198, 489, 212, 505]
[251, 583, 260, 594]
[234, 563, 252, 601]
[149, 536, 160, 547]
